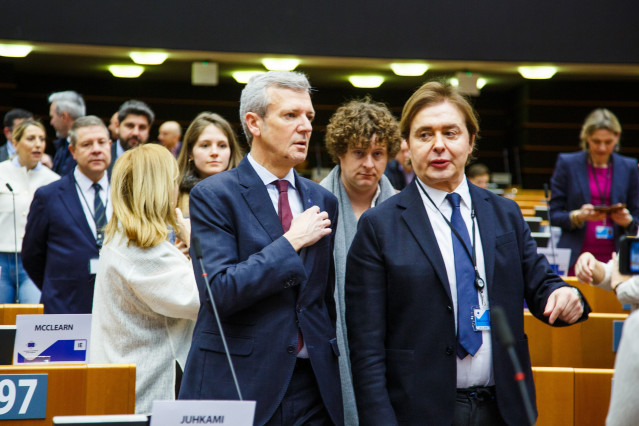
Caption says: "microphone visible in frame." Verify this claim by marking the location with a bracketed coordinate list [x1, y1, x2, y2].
[191, 236, 243, 401]
[492, 306, 536, 426]
[543, 183, 558, 274]
[5, 183, 19, 303]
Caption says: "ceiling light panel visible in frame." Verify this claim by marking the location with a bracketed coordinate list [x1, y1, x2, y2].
[129, 52, 168, 65]
[261, 58, 300, 71]
[348, 75, 385, 88]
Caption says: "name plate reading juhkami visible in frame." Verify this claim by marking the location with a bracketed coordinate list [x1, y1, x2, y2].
[14, 314, 92, 365]
[151, 400, 256, 426]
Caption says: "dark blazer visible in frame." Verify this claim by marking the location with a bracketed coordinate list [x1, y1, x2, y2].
[550, 151, 639, 267]
[51, 137, 76, 176]
[345, 181, 590, 426]
[106, 141, 119, 177]
[22, 173, 99, 314]
[0, 143, 9, 162]
[384, 159, 407, 191]
[178, 157, 343, 426]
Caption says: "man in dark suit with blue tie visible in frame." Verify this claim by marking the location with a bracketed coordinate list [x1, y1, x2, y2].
[345, 81, 591, 426]
[23, 116, 112, 314]
[179, 71, 343, 426]
[49, 91, 86, 176]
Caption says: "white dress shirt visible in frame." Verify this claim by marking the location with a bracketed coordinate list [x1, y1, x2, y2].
[247, 153, 303, 216]
[73, 167, 113, 241]
[416, 176, 494, 388]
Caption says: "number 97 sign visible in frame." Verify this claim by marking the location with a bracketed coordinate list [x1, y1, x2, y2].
[0, 375, 47, 420]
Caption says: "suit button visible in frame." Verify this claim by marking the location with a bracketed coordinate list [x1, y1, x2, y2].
[287, 345, 295, 354]
[296, 305, 302, 313]
[447, 305, 453, 313]
[446, 346, 454, 356]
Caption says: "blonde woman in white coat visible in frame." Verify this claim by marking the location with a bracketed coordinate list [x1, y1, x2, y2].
[90, 144, 199, 414]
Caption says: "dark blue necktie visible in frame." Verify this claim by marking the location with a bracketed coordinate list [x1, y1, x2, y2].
[446, 192, 482, 358]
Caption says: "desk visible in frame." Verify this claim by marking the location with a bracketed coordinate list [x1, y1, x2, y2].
[0, 363, 135, 425]
[563, 277, 626, 314]
[533, 367, 613, 426]
[525, 311, 626, 368]
[0, 304, 44, 325]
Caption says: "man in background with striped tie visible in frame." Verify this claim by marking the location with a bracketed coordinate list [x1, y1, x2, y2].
[23, 115, 112, 314]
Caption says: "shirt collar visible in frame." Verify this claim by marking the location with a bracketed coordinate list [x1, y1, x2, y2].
[116, 139, 125, 158]
[247, 153, 296, 189]
[73, 166, 109, 192]
[371, 184, 382, 208]
[11, 154, 43, 171]
[417, 176, 471, 210]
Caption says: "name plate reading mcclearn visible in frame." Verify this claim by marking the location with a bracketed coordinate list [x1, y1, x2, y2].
[14, 314, 92, 365]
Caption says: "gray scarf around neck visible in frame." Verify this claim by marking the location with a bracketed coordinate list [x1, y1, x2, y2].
[319, 165, 396, 425]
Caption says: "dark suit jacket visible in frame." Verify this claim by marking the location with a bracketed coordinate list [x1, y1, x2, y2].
[22, 173, 99, 314]
[0, 143, 9, 162]
[345, 181, 590, 426]
[106, 141, 119, 177]
[178, 157, 343, 426]
[51, 137, 76, 176]
[550, 151, 639, 267]
[384, 159, 407, 191]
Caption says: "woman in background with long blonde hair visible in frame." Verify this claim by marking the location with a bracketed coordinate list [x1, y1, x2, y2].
[90, 144, 199, 414]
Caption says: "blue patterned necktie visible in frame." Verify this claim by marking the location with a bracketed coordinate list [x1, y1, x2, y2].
[446, 192, 482, 358]
[93, 183, 107, 246]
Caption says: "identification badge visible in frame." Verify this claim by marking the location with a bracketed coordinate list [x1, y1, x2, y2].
[89, 258, 99, 275]
[595, 226, 613, 240]
[472, 307, 490, 331]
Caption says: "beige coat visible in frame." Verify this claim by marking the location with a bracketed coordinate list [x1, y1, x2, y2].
[90, 231, 199, 414]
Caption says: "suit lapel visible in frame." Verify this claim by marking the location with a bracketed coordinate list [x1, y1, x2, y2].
[58, 175, 97, 247]
[609, 153, 621, 203]
[238, 158, 284, 242]
[576, 151, 591, 203]
[399, 183, 453, 302]
[296, 173, 315, 211]
[470, 185, 496, 291]
[295, 175, 319, 296]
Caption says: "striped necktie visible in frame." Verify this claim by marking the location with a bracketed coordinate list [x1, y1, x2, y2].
[93, 183, 107, 246]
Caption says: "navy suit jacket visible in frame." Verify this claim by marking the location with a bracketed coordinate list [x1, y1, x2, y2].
[22, 173, 99, 314]
[550, 151, 639, 267]
[178, 157, 344, 426]
[0, 143, 9, 162]
[51, 137, 77, 176]
[384, 159, 407, 191]
[345, 181, 590, 426]
[106, 141, 119, 178]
